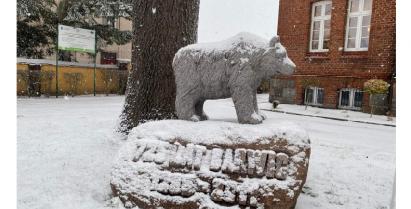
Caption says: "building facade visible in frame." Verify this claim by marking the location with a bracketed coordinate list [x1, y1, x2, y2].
[272, 0, 395, 114]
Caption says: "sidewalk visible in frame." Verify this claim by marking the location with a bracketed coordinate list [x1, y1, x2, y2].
[257, 95, 395, 127]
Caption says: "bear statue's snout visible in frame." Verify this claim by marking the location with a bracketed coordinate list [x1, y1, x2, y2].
[281, 57, 296, 75]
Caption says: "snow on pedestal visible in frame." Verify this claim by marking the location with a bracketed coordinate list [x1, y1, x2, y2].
[110, 120, 311, 209]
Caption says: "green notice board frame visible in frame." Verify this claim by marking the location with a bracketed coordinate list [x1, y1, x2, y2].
[55, 24, 97, 97]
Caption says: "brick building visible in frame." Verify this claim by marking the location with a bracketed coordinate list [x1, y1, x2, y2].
[271, 0, 395, 114]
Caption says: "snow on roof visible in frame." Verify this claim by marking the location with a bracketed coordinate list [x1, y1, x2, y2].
[128, 119, 309, 147]
[17, 58, 118, 69]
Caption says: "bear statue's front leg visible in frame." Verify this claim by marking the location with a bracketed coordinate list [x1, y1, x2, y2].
[175, 94, 200, 122]
[232, 87, 263, 124]
[253, 93, 266, 120]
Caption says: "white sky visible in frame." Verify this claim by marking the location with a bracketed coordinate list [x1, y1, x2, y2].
[198, 0, 279, 43]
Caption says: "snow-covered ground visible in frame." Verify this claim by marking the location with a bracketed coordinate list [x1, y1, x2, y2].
[17, 94, 395, 209]
[258, 98, 395, 126]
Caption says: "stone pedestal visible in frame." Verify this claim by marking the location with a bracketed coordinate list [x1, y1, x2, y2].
[111, 120, 311, 209]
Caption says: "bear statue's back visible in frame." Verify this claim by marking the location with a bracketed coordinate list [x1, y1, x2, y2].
[173, 32, 268, 69]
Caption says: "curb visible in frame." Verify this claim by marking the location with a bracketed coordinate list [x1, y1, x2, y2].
[260, 108, 396, 127]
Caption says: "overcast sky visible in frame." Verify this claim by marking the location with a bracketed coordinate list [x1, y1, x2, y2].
[198, 0, 279, 43]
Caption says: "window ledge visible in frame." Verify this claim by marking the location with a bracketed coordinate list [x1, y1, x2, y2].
[339, 51, 369, 59]
[305, 52, 330, 60]
[338, 106, 362, 111]
[305, 103, 324, 107]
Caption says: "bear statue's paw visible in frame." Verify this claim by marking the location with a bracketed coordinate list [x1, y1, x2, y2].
[239, 113, 263, 124]
[258, 111, 267, 120]
[190, 115, 200, 122]
[251, 112, 263, 122]
[200, 113, 209, 121]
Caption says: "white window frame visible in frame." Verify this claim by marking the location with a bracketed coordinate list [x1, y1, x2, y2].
[344, 0, 373, 51]
[102, 16, 118, 28]
[304, 86, 324, 106]
[309, 1, 332, 52]
[338, 88, 363, 110]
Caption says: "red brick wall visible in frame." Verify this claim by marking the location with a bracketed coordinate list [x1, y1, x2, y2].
[277, 0, 396, 111]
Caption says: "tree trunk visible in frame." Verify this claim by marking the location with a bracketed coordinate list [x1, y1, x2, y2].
[118, 0, 200, 134]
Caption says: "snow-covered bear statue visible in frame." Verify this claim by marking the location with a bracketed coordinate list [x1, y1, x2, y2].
[172, 32, 295, 124]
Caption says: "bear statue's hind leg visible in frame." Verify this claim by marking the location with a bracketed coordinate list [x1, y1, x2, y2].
[232, 88, 263, 124]
[195, 100, 208, 121]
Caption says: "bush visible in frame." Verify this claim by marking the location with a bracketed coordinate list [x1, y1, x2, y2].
[364, 79, 390, 95]
[363, 79, 390, 117]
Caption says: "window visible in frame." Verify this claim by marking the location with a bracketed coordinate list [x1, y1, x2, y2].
[102, 16, 117, 28]
[101, 52, 117, 65]
[345, 0, 372, 51]
[305, 87, 324, 106]
[310, 1, 332, 52]
[339, 88, 363, 109]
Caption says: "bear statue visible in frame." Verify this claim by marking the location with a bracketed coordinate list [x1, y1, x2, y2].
[172, 32, 296, 124]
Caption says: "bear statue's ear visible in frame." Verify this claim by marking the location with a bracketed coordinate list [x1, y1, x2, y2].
[269, 35, 280, 47]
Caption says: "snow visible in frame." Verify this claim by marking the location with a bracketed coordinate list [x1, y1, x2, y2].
[128, 119, 309, 147]
[17, 96, 126, 209]
[258, 96, 396, 126]
[17, 94, 395, 209]
[17, 58, 118, 69]
[239, 57, 249, 64]
[175, 32, 268, 59]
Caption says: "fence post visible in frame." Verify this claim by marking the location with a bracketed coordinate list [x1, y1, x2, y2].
[56, 24, 59, 98]
[93, 32, 97, 96]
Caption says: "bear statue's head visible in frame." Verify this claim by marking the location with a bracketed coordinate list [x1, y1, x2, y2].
[258, 35, 296, 76]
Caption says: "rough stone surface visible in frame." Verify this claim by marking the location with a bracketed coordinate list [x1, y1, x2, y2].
[111, 120, 311, 209]
[172, 32, 295, 124]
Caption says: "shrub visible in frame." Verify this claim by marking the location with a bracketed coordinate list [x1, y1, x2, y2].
[364, 79, 390, 95]
[363, 79, 390, 117]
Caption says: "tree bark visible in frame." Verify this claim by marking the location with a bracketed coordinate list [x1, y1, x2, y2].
[118, 0, 200, 134]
